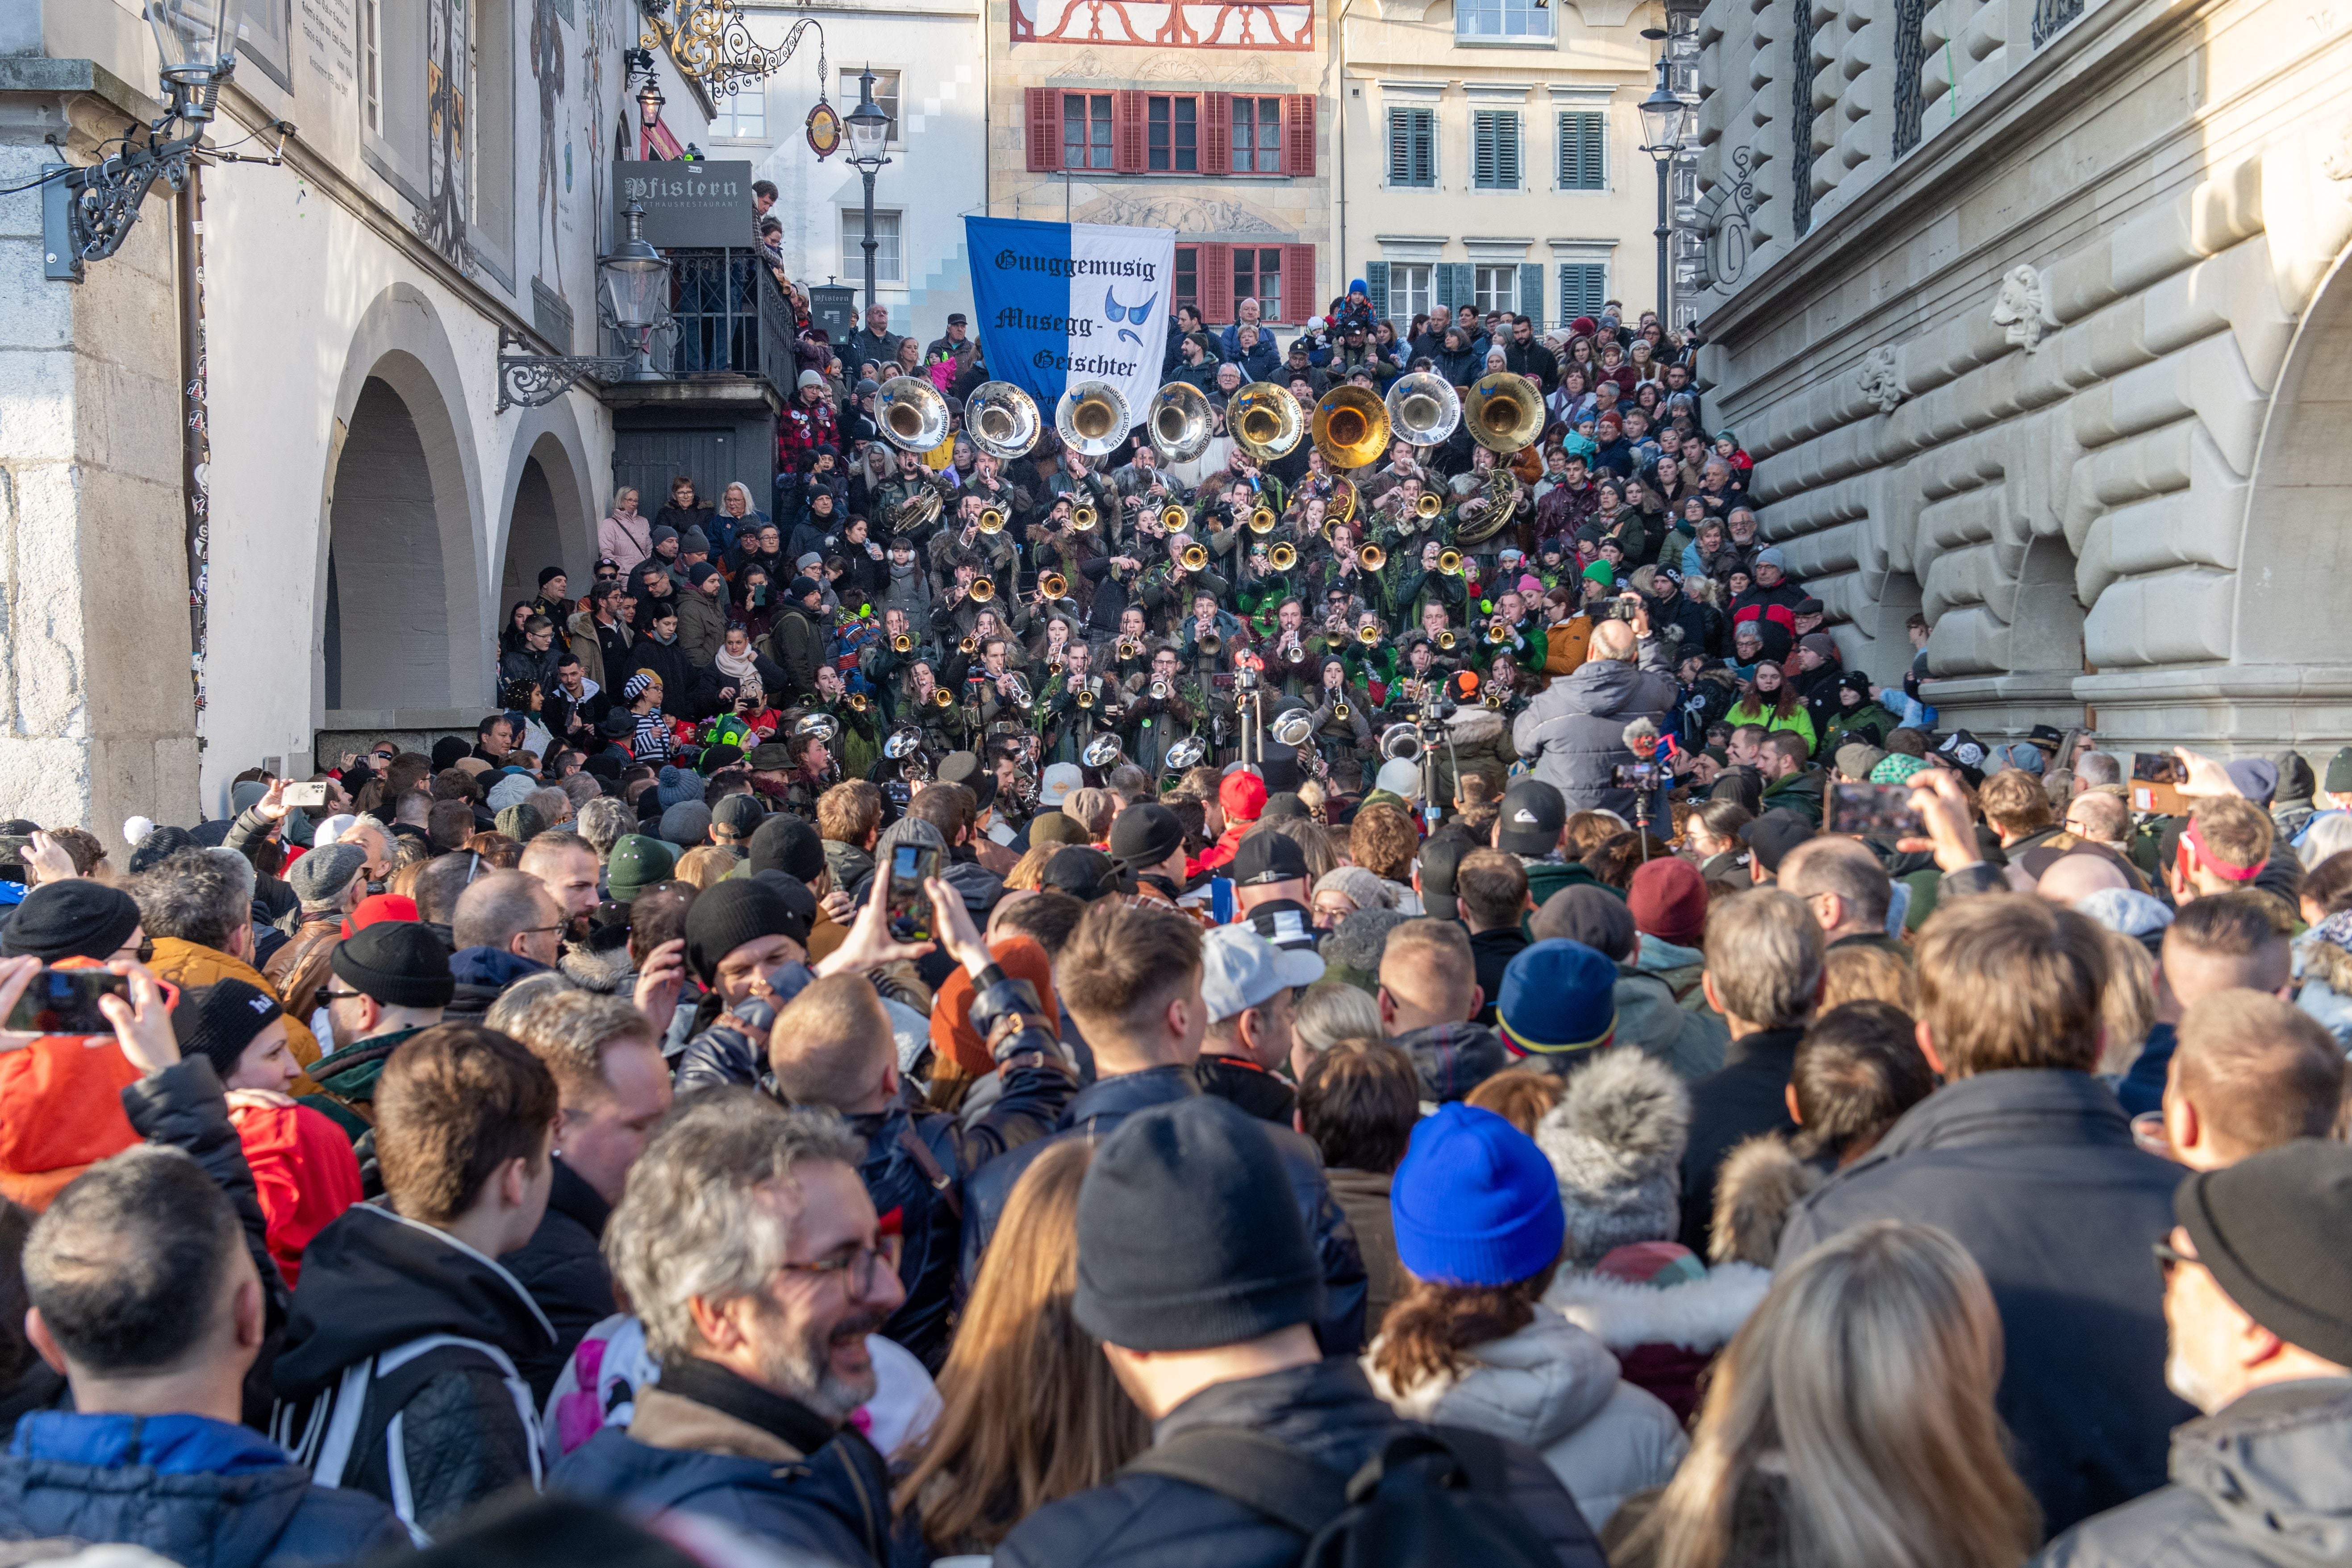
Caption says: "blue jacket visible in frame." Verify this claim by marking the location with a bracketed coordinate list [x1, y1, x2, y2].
[444, 947, 552, 1028]
[961, 1066, 1369, 1355]
[0, 1411, 409, 1568]
[1777, 1070, 2193, 1535]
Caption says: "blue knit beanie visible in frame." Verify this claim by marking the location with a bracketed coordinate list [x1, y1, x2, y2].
[1390, 1103, 1566, 1287]
[656, 764, 706, 810]
[1496, 939, 1620, 1062]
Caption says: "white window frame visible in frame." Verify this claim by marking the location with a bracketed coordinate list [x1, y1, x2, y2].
[842, 209, 907, 287]
[1389, 262, 1434, 323]
[842, 68, 904, 147]
[1472, 263, 1518, 315]
[709, 83, 769, 141]
[1455, 0, 1554, 43]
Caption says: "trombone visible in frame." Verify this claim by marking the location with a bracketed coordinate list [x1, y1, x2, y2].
[1055, 380, 1132, 458]
[1180, 543, 1209, 572]
[1146, 381, 1213, 463]
[977, 506, 1007, 535]
[1414, 490, 1445, 519]
[1269, 542, 1298, 571]
[1310, 386, 1392, 471]
[1230, 382, 1305, 461]
[965, 380, 1042, 459]
[1039, 571, 1069, 600]
[876, 376, 951, 453]
[1358, 543, 1387, 572]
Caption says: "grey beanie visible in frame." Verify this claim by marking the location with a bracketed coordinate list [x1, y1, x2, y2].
[1533, 1048, 1692, 1267]
[1320, 907, 1409, 982]
[286, 843, 368, 909]
[659, 800, 713, 847]
[488, 773, 539, 813]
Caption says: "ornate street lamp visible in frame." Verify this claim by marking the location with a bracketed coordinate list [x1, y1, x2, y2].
[1637, 32, 1694, 326]
[846, 67, 892, 317]
[497, 201, 675, 409]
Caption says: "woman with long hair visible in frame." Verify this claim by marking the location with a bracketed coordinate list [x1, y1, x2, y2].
[892, 1141, 1148, 1562]
[1722, 659, 1817, 757]
[1606, 1221, 2040, 1568]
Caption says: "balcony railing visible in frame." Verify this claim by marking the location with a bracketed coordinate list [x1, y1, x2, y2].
[605, 247, 797, 400]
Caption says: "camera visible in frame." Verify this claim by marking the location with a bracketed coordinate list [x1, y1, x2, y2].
[1602, 597, 1643, 622]
[1611, 762, 1664, 790]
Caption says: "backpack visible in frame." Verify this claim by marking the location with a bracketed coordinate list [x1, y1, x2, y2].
[1123, 1424, 1561, 1568]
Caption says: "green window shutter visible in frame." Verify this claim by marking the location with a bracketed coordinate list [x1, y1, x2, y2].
[1497, 112, 1520, 189]
[1412, 109, 1435, 185]
[1560, 263, 1606, 318]
[1387, 108, 1409, 183]
[1558, 111, 1604, 190]
[1364, 261, 1390, 320]
[1519, 263, 1544, 331]
[1472, 112, 1494, 188]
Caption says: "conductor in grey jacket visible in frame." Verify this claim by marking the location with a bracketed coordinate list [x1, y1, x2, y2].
[1510, 595, 1680, 817]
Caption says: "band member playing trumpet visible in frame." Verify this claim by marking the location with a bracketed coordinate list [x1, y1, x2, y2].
[1391, 536, 1470, 630]
[930, 492, 1016, 600]
[806, 663, 882, 778]
[1119, 643, 1201, 778]
[1105, 606, 1152, 681]
[1038, 640, 1112, 768]
[1180, 589, 1247, 681]
[1306, 653, 1376, 785]
[900, 659, 972, 754]
[1257, 597, 1324, 699]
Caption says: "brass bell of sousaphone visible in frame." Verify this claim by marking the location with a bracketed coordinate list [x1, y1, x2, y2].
[1311, 386, 1392, 472]
[1147, 381, 1213, 463]
[1385, 371, 1463, 447]
[1229, 382, 1305, 462]
[1271, 709, 1316, 747]
[1083, 733, 1124, 769]
[1165, 734, 1208, 771]
[877, 375, 952, 453]
[965, 380, 1041, 459]
[1055, 380, 1132, 459]
[1464, 371, 1545, 454]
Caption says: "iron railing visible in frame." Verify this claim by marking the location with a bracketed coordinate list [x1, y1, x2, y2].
[604, 247, 796, 398]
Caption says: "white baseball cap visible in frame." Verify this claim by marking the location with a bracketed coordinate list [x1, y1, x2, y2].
[1038, 762, 1084, 808]
[1199, 925, 1326, 1023]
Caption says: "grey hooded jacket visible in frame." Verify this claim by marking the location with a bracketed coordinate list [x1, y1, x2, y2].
[1512, 637, 1679, 815]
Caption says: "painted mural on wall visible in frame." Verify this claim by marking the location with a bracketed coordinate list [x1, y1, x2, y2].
[416, 0, 471, 268]
[1012, 0, 1314, 50]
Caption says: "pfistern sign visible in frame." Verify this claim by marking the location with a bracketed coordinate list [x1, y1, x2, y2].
[615, 161, 755, 249]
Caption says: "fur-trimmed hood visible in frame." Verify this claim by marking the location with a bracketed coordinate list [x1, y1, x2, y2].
[1446, 705, 1508, 748]
[1544, 1261, 1772, 1354]
[1533, 1049, 1691, 1266]
[1707, 1135, 1821, 1267]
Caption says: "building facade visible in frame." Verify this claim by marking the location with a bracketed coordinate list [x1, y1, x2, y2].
[1674, 0, 2352, 751]
[1337, 0, 1668, 335]
[986, 0, 1335, 329]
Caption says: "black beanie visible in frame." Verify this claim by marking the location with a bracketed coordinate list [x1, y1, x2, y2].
[748, 815, 826, 883]
[126, 826, 195, 878]
[431, 737, 471, 770]
[2176, 1139, 2352, 1369]
[172, 980, 284, 1079]
[330, 920, 456, 1009]
[0, 880, 142, 962]
[1073, 1096, 1324, 1352]
[684, 877, 811, 984]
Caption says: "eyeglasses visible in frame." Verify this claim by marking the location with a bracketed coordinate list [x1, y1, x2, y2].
[2151, 1240, 2201, 1282]
[778, 1239, 899, 1297]
[319, 988, 367, 1003]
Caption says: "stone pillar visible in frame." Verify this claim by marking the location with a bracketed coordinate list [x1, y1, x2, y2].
[0, 61, 200, 855]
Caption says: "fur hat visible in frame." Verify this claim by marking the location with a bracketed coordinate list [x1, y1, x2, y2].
[1533, 1048, 1691, 1268]
[1706, 1136, 1821, 1267]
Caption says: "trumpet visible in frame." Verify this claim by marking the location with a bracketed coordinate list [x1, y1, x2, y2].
[1001, 672, 1034, 709]
[1076, 686, 1096, 709]
[1071, 504, 1098, 532]
[959, 634, 980, 656]
[1438, 549, 1464, 576]
[1483, 690, 1507, 709]
[1039, 571, 1069, 600]
[1197, 631, 1222, 659]
[891, 632, 914, 653]
[1146, 381, 1213, 463]
[977, 506, 1007, 535]
[1150, 678, 1171, 701]
[847, 692, 870, 712]
[1358, 544, 1387, 572]
[1160, 504, 1190, 530]
[1247, 505, 1278, 534]
[1334, 701, 1351, 722]
[1116, 636, 1144, 661]
[1180, 543, 1209, 572]
[1437, 630, 1457, 651]
[965, 380, 1042, 459]
[1485, 621, 1513, 644]
[1357, 622, 1383, 646]
[930, 686, 956, 709]
[1269, 542, 1298, 571]
[1415, 490, 1445, 519]
[969, 575, 996, 603]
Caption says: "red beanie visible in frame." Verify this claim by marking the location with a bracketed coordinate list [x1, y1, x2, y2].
[342, 893, 419, 940]
[1626, 857, 1709, 948]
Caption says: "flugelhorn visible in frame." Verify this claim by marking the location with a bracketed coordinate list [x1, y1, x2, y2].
[1358, 544, 1386, 572]
[877, 375, 951, 453]
[1414, 490, 1444, 519]
[1311, 386, 1392, 471]
[1437, 629, 1457, 651]
[969, 575, 996, 602]
[1464, 371, 1546, 453]
[965, 380, 1041, 459]
[958, 634, 980, 656]
[1146, 381, 1213, 463]
[1070, 503, 1098, 532]
[1055, 380, 1132, 458]
[1160, 504, 1190, 530]
[930, 686, 957, 709]
[1334, 701, 1351, 722]
[1438, 549, 1464, 576]
[1247, 505, 1278, 534]
[1180, 543, 1209, 572]
[1230, 382, 1305, 461]
[976, 506, 1006, 535]
[1269, 542, 1298, 571]
[1385, 371, 1463, 446]
[1039, 571, 1069, 600]
[1357, 622, 1383, 646]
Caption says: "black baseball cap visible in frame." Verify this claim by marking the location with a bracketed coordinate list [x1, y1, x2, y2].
[1495, 779, 1567, 857]
[1739, 809, 1816, 873]
[1227, 831, 1309, 888]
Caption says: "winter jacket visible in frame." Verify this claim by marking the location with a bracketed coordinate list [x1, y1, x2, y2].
[147, 939, 322, 1080]
[1676, 1026, 1801, 1256]
[1470, 927, 1529, 1027]
[1776, 1070, 2193, 1535]
[550, 1358, 889, 1566]
[499, 1158, 616, 1406]
[673, 588, 728, 671]
[1365, 1308, 1688, 1531]
[600, 513, 654, 577]
[1545, 1260, 1772, 1423]
[1325, 1168, 1405, 1335]
[1613, 963, 1728, 1082]
[1391, 1022, 1510, 1103]
[764, 609, 825, 699]
[1513, 642, 1680, 816]
[230, 1101, 364, 1291]
[2033, 1378, 2352, 1568]
[271, 1201, 554, 1539]
[995, 1357, 1607, 1568]
[443, 947, 554, 1029]
[961, 1066, 1369, 1356]
[1757, 766, 1828, 828]
[1193, 1054, 1298, 1124]
[0, 1411, 410, 1568]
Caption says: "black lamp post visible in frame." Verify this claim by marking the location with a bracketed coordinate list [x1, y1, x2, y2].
[1636, 33, 1693, 326]
[846, 67, 892, 317]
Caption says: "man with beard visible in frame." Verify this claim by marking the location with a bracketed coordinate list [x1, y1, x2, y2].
[550, 1097, 902, 1562]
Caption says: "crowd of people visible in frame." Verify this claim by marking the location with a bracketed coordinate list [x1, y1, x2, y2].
[0, 285, 2346, 1568]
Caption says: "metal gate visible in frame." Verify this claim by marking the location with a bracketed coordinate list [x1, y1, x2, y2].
[612, 429, 744, 519]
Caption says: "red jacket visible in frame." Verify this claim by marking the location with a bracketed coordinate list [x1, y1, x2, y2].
[229, 1101, 364, 1288]
[777, 400, 839, 475]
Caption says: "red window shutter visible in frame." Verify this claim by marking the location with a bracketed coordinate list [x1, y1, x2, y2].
[1201, 243, 1234, 323]
[1285, 94, 1317, 176]
[1203, 93, 1231, 176]
[1026, 87, 1058, 172]
[1281, 244, 1316, 322]
[1115, 90, 1146, 173]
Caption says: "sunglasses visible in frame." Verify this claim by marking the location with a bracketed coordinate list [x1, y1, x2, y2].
[2151, 1240, 2200, 1282]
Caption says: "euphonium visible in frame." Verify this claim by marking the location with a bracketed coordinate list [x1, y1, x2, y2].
[1247, 505, 1278, 534]
[969, 575, 995, 602]
[1070, 503, 1098, 532]
[1055, 380, 1132, 458]
[1165, 734, 1207, 770]
[1330, 479, 1359, 525]
[1180, 543, 1209, 571]
[1160, 504, 1189, 530]
[1464, 371, 1546, 453]
[1438, 549, 1464, 576]
[965, 380, 1042, 459]
[1146, 381, 1213, 463]
[876, 375, 951, 453]
[1310, 386, 1392, 471]
[1358, 544, 1387, 572]
[1229, 382, 1305, 461]
[793, 711, 840, 745]
[1385, 371, 1464, 446]
[1414, 490, 1444, 519]
[1269, 542, 1298, 571]
[1039, 571, 1069, 600]
[891, 632, 914, 653]
[976, 506, 1007, 534]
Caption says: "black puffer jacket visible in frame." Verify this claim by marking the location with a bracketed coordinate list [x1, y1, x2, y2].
[961, 1067, 1369, 1355]
[1512, 638, 1680, 815]
[995, 1358, 1606, 1568]
[499, 1156, 615, 1404]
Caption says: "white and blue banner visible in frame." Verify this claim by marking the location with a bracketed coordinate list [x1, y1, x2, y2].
[963, 217, 1177, 436]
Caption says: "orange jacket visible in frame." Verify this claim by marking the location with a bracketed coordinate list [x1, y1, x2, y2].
[148, 936, 324, 1094]
[0, 1034, 142, 1210]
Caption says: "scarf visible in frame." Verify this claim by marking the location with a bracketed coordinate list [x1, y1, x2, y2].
[715, 645, 761, 685]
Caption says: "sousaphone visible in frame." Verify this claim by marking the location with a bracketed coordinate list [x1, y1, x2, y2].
[1055, 380, 1132, 458]
[1146, 381, 1214, 463]
[1311, 386, 1392, 472]
[877, 375, 951, 453]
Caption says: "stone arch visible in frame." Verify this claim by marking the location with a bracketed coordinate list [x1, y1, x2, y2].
[2232, 238, 2352, 669]
[490, 400, 600, 617]
[314, 284, 488, 725]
